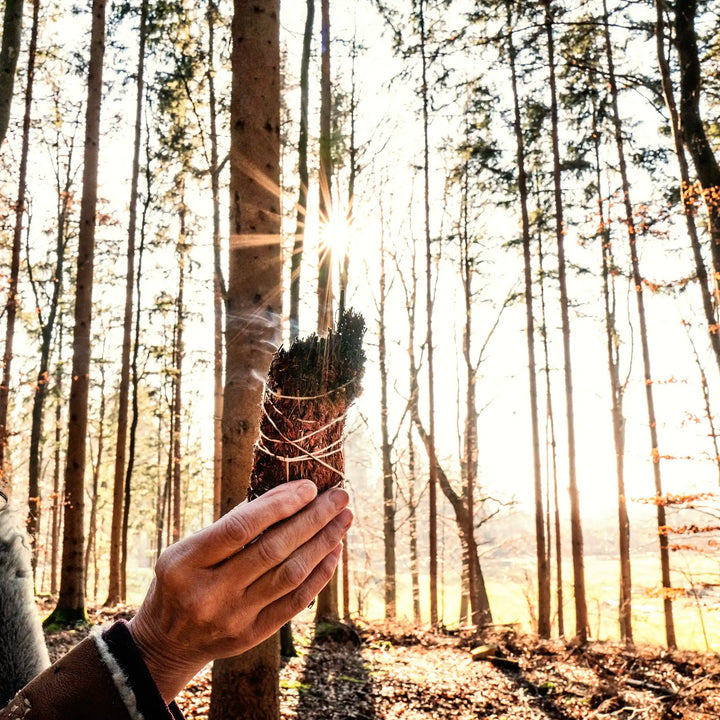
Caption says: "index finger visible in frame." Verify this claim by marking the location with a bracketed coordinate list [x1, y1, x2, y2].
[184, 480, 318, 567]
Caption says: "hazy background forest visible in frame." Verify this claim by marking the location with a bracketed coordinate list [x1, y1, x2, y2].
[1, 0, 719, 683]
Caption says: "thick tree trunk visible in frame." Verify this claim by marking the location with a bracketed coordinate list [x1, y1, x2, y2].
[45, 0, 106, 628]
[602, 0, 675, 648]
[107, 0, 147, 606]
[418, 0, 438, 628]
[0, 0, 38, 486]
[208, 1, 282, 717]
[674, 0, 720, 293]
[652, 1, 720, 374]
[379, 233, 396, 619]
[289, 0, 314, 343]
[0, 0, 23, 147]
[507, 10, 550, 638]
[542, 0, 588, 644]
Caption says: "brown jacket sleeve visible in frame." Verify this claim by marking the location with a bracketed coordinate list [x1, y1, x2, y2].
[0, 622, 184, 720]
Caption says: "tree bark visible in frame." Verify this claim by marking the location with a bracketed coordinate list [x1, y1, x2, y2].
[542, 0, 588, 644]
[208, 0, 282, 717]
[50, 323, 64, 597]
[601, 0, 675, 648]
[45, 0, 107, 628]
[507, 9, 550, 638]
[407, 426, 421, 625]
[172, 205, 186, 545]
[0, 0, 38, 487]
[0, 0, 23, 147]
[107, 0, 147, 606]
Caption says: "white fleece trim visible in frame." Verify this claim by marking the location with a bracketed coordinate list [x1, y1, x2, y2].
[91, 625, 145, 720]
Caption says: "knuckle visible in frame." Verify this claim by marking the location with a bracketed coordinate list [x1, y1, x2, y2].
[257, 537, 285, 567]
[222, 511, 254, 547]
[291, 584, 315, 613]
[154, 549, 179, 586]
[279, 558, 307, 588]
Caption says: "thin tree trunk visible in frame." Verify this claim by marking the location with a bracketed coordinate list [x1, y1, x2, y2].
[85, 365, 106, 601]
[537, 223, 563, 637]
[50, 323, 64, 597]
[45, 0, 106, 628]
[0, 0, 38, 486]
[653, 2, 720, 373]
[0, 0, 23, 147]
[120, 188, 148, 603]
[209, 0, 282, 716]
[674, 0, 720, 299]
[407, 425, 421, 625]
[379, 231, 396, 619]
[592, 102, 632, 645]
[316, 0, 333, 334]
[542, 0, 588, 643]
[601, 0, 675, 649]
[107, 0, 147, 606]
[207, 0, 224, 522]
[290, 0, 314, 343]
[172, 205, 186, 545]
[418, 0, 438, 628]
[507, 9, 550, 637]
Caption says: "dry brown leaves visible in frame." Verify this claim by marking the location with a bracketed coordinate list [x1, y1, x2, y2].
[39, 605, 720, 719]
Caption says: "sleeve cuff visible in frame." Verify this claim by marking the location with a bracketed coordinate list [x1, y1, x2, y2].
[95, 621, 185, 720]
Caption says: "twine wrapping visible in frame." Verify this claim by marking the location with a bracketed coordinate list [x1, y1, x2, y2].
[248, 310, 366, 499]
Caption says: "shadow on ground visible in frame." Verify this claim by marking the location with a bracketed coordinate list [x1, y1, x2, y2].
[292, 623, 376, 720]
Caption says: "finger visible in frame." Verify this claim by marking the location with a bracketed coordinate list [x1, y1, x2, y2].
[253, 543, 343, 638]
[243, 507, 353, 607]
[184, 480, 318, 566]
[225, 486, 349, 586]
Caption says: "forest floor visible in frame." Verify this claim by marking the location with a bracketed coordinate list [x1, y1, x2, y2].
[41, 602, 720, 719]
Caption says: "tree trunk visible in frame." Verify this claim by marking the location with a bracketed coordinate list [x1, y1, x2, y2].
[0, 0, 23, 147]
[592, 102, 632, 645]
[418, 0, 438, 628]
[207, 0, 224, 522]
[0, 0, 38, 487]
[316, 0, 333, 334]
[601, 0, 675, 648]
[85, 365, 106, 601]
[45, 0, 106, 629]
[537, 222, 563, 637]
[507, 9, 550, 637]
[542, 0, 588, 644]
[379, 232, 396, 619]
[50, 323, 64, 597]
[121, 188, 148, 603]
[208, 1, 282, 717]
[674, 0, 720, 298]
[313, 0, 338, 625]
[407, 425, 421, 625]
[290, 0, 314, 343]
[652, 2, 720, 374]
[107, 0, 147, 606]
[172, 205, 186, 545]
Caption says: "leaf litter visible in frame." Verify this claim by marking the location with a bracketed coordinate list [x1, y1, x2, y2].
[39, 603, 720, 719]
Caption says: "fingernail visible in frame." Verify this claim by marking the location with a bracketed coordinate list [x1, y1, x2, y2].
[328, 487, 349, 510]
[297, 480, 317, 502]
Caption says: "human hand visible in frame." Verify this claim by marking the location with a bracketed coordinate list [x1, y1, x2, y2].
[128, 479, 352, 702]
